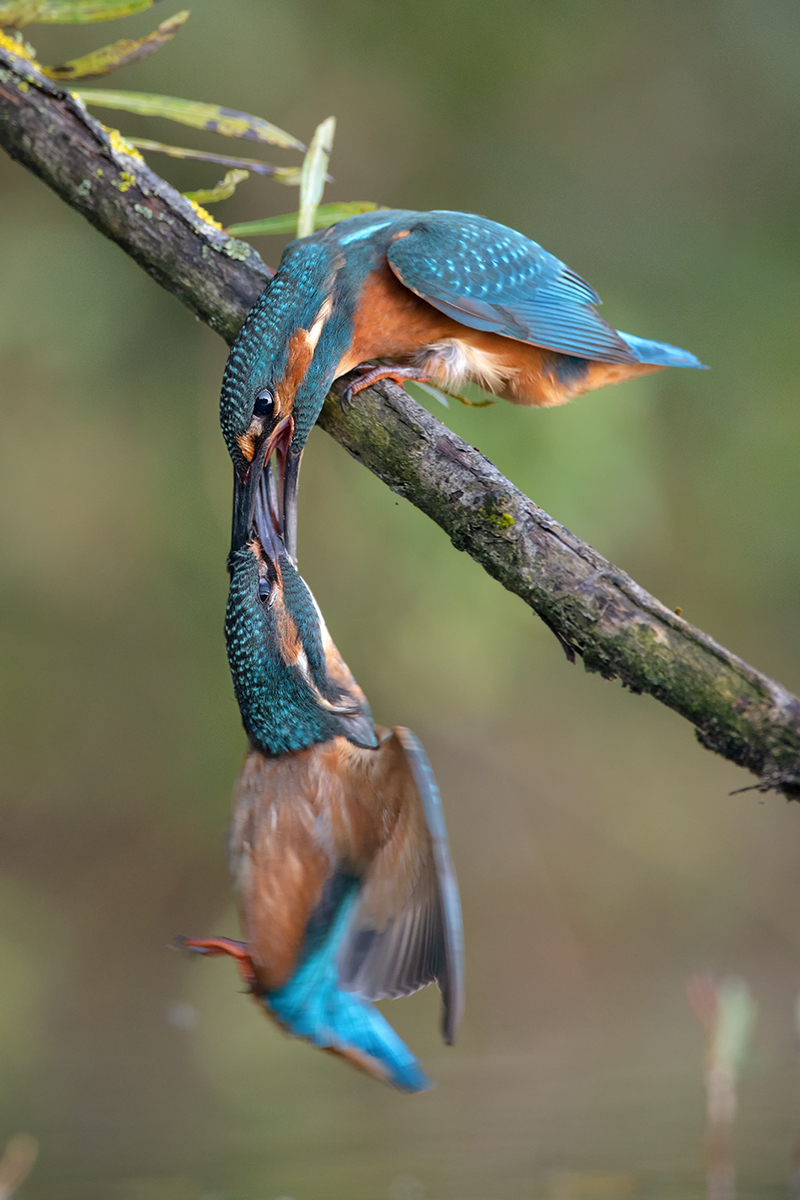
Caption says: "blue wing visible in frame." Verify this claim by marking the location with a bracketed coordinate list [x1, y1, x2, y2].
[617, 331, 707, 370]
[338, 728, 465, 1047]
[387, 210, 638, 365]
[397, 727, 465, 1046]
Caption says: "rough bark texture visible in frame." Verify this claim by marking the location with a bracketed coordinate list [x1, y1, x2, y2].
[0, 40, 270, 339]
[2, 42, 799, 797]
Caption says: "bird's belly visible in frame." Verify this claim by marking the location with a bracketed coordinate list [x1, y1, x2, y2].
[412, 332, 665, 407]
[335, 264, 662, 405]
[336, 265, 464, 376]
[230, 740, 399, 990]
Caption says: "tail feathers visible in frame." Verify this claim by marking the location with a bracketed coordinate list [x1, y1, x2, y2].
[266, 976, 431, 1093]
[265, 877, 431, 1093]
[617, 331, 708, 370]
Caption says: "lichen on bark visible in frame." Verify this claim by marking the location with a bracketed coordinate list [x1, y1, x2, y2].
[2, 42, 800, 797]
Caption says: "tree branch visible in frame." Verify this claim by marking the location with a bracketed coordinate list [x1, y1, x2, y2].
[2, 44, 799, 798]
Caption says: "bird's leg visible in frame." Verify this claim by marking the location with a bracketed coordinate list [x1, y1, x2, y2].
[174, 935, 257, 991]
[339, 364, 436, 411]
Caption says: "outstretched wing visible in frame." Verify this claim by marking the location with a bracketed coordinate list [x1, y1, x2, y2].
[386, 210, 638, 365]
[337, 728, 465, 1046]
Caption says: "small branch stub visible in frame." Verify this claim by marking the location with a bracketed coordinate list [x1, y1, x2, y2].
[1, 42, 799, 797]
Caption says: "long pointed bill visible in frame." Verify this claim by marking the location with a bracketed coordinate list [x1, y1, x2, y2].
[281, 445, 303, 563]
[230, 415, 293, 556]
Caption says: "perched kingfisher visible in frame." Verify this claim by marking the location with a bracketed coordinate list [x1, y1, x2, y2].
[179, 495, 463, 1091]
[220, 208, 707, 558]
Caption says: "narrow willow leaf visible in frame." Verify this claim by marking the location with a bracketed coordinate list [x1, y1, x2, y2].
[411, 381, 450, 408]
[412, 380, 494, 408]
[25, 0, 161, 21]
[227, 201, 382, 238]
[297, 115, 335, 238]
[128, 139, 305, 184]
[183, 168, 248, 205]
[712, 977, 756, 1074]
[0, 0, 47, 26]
[454, 393, 494, 407]
[42, 10, 187, 80]
[75, 89, 306, 151]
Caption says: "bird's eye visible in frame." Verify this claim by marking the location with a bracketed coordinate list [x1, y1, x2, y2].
[253, 388, 275, 419]
[257, 577, 271, 601]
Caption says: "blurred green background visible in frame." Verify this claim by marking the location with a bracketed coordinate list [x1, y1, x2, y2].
[2, 1, 800, 1196]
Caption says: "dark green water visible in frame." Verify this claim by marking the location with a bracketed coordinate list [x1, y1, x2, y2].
[2, 1, 800, 1195]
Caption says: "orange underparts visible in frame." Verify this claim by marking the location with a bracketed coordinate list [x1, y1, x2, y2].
[337, 265, 664, 407]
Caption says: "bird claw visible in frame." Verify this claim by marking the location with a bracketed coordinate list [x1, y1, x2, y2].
[339, 383, 358, 413]
[173, 935, 258, 992]
[339, 364, 378, 412]
[339, 364, 435, 412]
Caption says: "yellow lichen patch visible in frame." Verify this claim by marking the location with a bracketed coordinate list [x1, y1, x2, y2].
[101, 123, 144, 163]
[184, 196, 222, 230]
[0, 30, 40, 69]
[116, 170, 135, 193]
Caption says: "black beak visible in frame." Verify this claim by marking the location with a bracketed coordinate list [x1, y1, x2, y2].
[281, 445, 303, 563]
[230, 416, 293, 557]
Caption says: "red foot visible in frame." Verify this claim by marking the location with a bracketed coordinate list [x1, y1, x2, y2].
[339, 364, 434, 409]
[174, 935, 257, 991]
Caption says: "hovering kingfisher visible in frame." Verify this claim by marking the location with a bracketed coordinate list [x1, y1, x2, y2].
[220, 208, 707, 558]
[179, 494, 463, 1091]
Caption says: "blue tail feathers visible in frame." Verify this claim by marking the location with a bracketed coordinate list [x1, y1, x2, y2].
[265, 879, 431, 1093]
[617, 331, 708, 370]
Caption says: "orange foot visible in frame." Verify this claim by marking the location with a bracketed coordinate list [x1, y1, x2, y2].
[339, 364, 434, 410]
[174, 935, 257, 991]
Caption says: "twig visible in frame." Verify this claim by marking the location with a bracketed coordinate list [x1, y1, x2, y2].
[2, 44, 799, 797]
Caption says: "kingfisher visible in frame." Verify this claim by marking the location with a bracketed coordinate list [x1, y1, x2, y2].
[179, 495, 463, 1092]
[220, 207, 707, 558]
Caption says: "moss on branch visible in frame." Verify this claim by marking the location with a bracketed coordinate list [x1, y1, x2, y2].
[2, 43, 799, 797]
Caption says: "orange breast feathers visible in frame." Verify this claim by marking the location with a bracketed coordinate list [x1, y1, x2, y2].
[336, 265, 463, 375]
[412, 336, 665, 407]
[229, 731, 437, 991]
[337, 264, 663, 407]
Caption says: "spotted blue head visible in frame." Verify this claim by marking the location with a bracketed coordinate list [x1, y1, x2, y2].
[220, 238, 335, 561]
[225, 500, 377, 756]
[221, 212, 413, 561]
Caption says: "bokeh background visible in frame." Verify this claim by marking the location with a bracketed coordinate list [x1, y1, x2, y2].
[2, 1, 800, 1196]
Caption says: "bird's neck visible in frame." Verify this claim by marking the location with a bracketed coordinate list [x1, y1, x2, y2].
[234, 659, 336, 758]
[226, 561, 336, 757]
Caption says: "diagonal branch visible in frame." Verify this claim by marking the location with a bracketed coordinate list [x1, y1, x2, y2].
[2, 43, 799, 798]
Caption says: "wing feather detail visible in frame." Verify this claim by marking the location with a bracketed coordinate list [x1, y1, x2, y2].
[337, 728, 465, 1045]
[387, 210, 638, 365]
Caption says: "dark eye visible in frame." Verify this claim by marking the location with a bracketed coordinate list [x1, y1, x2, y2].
[253, 388, 274, 419]
[257, 578, 271, 600]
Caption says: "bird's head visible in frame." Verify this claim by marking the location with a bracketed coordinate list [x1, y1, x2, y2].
[221, 239, 347, 561]
[225, 488, 377, 756]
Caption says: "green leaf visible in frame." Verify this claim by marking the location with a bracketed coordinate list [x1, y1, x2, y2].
[410, 381, 495, 408]
[226, 201, 383, 238]
[8, 0, 162, 22]
[127, 138, 305, 184]
[0, 0, 47, 26]
[183, 168, 248, 205]
[41, 10, 187, 80]
[411, 381, 450, 408]
[74, 89, 306, 151]
[712, 977, 756, 1074]
[454, 392, 494, 407]
[225, 201, 383, 238]
[297, 114, 334, 238]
